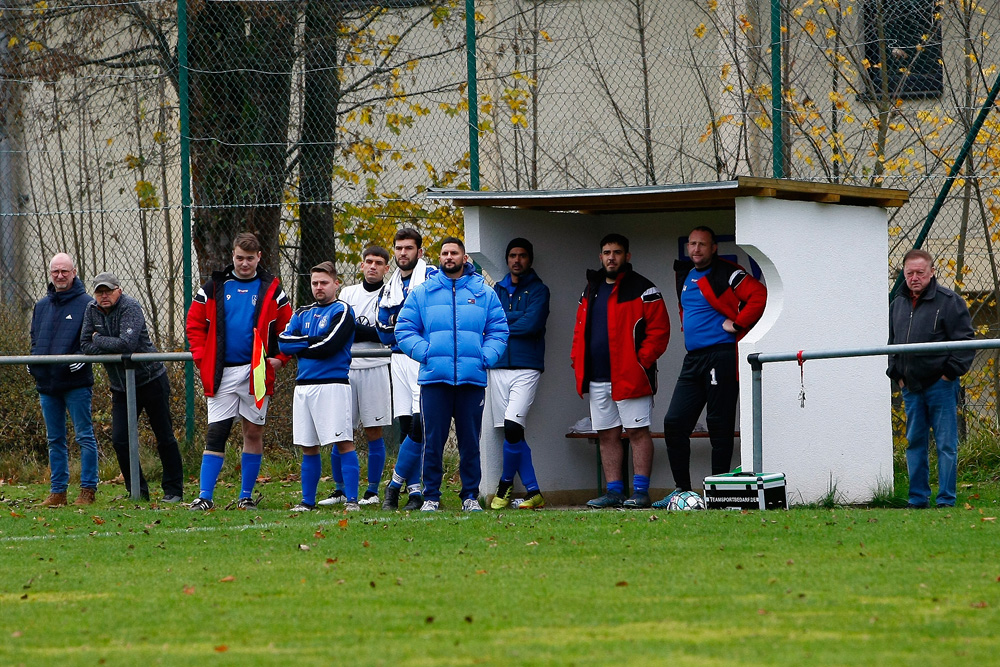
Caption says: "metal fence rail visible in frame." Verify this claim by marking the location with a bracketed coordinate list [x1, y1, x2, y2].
[11, 349, 392, 500]
[747, 339, 1000, 473]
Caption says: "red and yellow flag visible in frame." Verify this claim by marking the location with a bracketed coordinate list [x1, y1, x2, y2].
[251, 328, 267, 408]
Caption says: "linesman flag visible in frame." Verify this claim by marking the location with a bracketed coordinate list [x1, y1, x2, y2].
[251, 328, 267, 408]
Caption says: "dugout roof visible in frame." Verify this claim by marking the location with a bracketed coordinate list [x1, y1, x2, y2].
[427, 176, 909, 213]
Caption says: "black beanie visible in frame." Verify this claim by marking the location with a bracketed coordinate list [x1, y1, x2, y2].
[505, 237, 534, 263]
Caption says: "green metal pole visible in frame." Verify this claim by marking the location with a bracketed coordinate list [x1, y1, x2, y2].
[178, 0, 194, 445]
[466, 0, 480, 190]
[771, 0, 783, 179]
[889, 71, 1000, 301]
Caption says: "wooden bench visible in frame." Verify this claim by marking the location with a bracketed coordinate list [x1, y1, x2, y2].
[566, 429, 740, 496]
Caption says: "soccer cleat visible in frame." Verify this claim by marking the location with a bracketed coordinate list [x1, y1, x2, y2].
[402, 494, 424, 511]
[233, 491, 263, 510]
[586, 490, 626, 509]
[189, 497, 214, 511]
[651, 490, 682, 509]
[161, 495, 183, 504]
[517, 492, 545, 510]
[623, 491, 651, 509]
[462, 498, 484, 512]
[317, 490, 346, 506]
[291, 502, 315, 512]
[490, 482, 513, 510]
[344, 502, 361, 513]
[358, 491, 380, 506]
[381, 486, 401, 510]
[420, 500, 439, 512]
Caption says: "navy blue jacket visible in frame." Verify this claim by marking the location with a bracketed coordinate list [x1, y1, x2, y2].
[29, 277, 94, 394]
[395, 263, 508, 387]
[278, 300, 355, 385]
[493, 269, 548, 372]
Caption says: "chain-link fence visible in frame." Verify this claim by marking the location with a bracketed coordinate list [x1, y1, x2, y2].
[1, 0, 1000, 469]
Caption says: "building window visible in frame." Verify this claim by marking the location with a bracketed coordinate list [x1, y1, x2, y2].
[862, 0, 942, 99]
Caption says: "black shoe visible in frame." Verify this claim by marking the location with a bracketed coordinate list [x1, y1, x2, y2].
[401, 493, 423, 511]
[381, 486, 401, 510]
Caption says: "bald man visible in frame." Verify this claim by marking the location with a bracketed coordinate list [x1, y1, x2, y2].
[29, 253, 98, 507]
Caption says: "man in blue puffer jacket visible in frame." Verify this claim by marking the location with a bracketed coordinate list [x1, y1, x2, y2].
[29, 253, 98, 507]
[395, 237, 508, 512]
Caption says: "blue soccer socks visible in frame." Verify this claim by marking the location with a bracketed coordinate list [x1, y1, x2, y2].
[340, 450, 360, 503]
[501, 439, 520, 483]
[239, 452, 262, 500]
[367, 438, 386, 494]
[301, 453, 321, 506]
[607, 479, 625, 496]
[633, 474, 650, 495]
[198, 452, 225, 500]
[517, 440, 539, 493]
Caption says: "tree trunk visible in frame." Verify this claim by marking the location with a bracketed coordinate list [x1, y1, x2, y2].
[296, 0, 342, 305]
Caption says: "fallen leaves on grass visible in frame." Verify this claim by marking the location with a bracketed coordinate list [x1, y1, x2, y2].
[525, 540, 538, 546]
[425, 616, 434, 623]
[218, 576, 236, 583]
[11, 631, 22, 638]
[476, 569, 488, 575]
[615, 581, 628, 587]
[363, 540, 370, 547]
[183, 586, 195, 595]
[338, 519, 348, 529]
[298, 544, 311, 551]
[314, 530, 326, 539]
[214, 645, 228, 653]
[325, 558, 338, 565]
[92, 516, 105, 525]
[971, 601, 989, 608]
[10, 511, 24, 518]
[982, 517, 996, 522]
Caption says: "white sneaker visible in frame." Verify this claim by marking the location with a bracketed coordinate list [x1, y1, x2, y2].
[358, 493, 380, 506]
[420, 500, 440, 512]
[317, 490, 346, 506]
[462, 498, 484, 512]
[344, 502, 361, 512]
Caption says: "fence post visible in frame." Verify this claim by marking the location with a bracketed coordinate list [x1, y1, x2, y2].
[466, 0, 479, 190]
[749, 353, 763, 473]
[178, 0, 195, 446]
[124, 361, 141, 501]
[770, 0, 784, 178]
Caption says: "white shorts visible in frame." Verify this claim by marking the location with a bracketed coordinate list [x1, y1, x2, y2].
[350, 365, 392, 428]
[391, 353, 421, 418]
[489, 369, 541, 427]
[588, 381, 653, 430]
[292, 383, 353, 447]
[206, 365, 270, 425]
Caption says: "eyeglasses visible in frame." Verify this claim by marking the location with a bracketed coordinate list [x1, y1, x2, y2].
[50, 270, 73, 276]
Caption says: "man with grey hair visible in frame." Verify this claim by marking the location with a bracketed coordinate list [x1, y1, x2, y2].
[29, 253, 98, 507]
[81, 272, 184, 503]
[888, 248, 974, 509]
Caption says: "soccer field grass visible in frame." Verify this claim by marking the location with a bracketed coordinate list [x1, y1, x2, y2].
[3, 483, 999, 666]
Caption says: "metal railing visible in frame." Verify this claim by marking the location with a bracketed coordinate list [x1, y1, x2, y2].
[9, 349, 393, 501]
[747, 339, 1000, 473]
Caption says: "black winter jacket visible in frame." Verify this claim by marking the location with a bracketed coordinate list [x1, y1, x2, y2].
[29, 277, 94, 394]
[888, 277, 975, 392]
[80, 293, 165, 393]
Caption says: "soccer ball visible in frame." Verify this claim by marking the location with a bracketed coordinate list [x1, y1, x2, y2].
[667, 491, 707, 511]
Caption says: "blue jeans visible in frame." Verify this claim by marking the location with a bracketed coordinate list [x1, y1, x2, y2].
[39, 386, 98, 493]
[902, 378, 959, 507]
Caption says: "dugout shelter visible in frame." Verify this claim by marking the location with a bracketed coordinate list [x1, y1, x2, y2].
[429, 177, 909, 505]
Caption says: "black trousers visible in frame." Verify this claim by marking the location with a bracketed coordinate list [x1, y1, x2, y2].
[111, 373, 184, 497]
[663, 344, 739, 490]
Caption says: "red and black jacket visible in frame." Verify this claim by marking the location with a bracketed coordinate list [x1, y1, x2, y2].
[185, 265, 292, 397]
[673, 255, 767, 342]
[571, 264, 670, 400]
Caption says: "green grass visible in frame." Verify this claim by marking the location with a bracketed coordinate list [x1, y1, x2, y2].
[3, 482, 1000, 666]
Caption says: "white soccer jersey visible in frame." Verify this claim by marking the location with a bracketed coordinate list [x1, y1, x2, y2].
[340, 282, 390, 370]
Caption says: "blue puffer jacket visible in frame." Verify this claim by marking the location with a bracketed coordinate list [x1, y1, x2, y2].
[29, 277, 94, 394]
[494, 269, 549, 372]
[395, 263, 508, 387]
